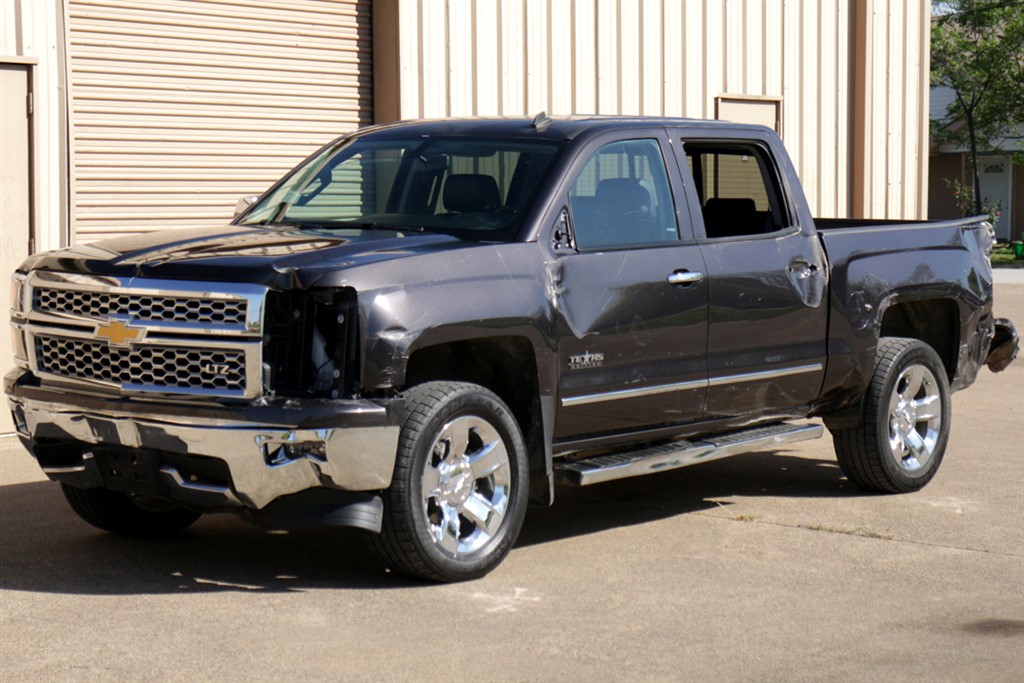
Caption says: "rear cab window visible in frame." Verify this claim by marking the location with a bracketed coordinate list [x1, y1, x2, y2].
[682, 142, 793, 239]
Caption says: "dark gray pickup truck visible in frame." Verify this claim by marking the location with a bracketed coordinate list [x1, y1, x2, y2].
[7, 116, 1018, 581]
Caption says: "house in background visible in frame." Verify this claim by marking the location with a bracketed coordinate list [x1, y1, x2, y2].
[1, 0, 932, 435]
[928, 86, 1024, 242]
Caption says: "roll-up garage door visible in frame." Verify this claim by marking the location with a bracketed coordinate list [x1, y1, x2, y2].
[66, 0, 372, 242]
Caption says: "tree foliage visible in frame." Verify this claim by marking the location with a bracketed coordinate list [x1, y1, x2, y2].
[931, 0, 1024, 215]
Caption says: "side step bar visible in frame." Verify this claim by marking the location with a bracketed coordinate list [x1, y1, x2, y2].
[554, 422, 824, 486]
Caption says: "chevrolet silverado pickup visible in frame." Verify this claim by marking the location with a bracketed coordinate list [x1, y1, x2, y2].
[7, 116, 1019, 582]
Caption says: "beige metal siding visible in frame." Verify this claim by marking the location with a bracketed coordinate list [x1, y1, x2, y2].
[852, 0, 930, 219]
[378, 0, 931, 220]
[66, 0, 372, 242]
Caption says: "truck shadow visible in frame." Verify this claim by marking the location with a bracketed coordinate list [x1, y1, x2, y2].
[0, 449, 854, 595]
[519, 448, 854, 547]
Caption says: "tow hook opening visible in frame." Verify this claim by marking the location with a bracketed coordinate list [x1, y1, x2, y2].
[263, 439, 328, 466]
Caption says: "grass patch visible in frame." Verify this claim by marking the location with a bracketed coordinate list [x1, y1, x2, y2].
[991, 243, 1024, 268]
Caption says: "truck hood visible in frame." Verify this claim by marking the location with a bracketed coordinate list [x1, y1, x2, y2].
[20, 223, 480, 288]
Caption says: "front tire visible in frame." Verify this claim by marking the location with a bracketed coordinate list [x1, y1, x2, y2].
[831, 338, 951, 493]
[374, 381, 529, 582]
[61, 484, 202, 537]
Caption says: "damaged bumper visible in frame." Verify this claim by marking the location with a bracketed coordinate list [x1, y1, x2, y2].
[6, 370, 401, 526]
[986, 318, 1019, 372]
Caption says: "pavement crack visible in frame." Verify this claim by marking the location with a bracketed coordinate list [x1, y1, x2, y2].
[695, 511, 1024, 558]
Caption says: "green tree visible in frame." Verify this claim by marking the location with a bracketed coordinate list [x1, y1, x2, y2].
[931, 0, 1024, 215]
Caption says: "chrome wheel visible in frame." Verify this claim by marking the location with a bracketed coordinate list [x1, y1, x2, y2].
[887, 363, 942, 472]
[421, 415, 511, 556]
[831, 338, 950, 493]
[376, 381, 529, 581]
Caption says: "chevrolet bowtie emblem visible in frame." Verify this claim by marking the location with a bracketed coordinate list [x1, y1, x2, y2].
[95, 320, 145, 346]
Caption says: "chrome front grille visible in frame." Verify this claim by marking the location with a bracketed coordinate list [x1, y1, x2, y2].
[35, 335, 247, 393]
[18, 272, 266, 399]
[34, 288, 247, 325]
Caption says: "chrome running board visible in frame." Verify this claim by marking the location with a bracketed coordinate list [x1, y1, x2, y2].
[554, 422, 824, 486]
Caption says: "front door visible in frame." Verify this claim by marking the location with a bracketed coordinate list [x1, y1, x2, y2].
[553, 135, 709, 439]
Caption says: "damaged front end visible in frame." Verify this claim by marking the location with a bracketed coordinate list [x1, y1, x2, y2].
[6, 272, 401, 531]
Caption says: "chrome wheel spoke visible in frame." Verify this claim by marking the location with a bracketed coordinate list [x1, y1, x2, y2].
[421, 466, 442, 499]
[890, 430, 906, 458]
[905, 429, 928, 458]
[913, 394, 941, 422]
[436, 503, 461, 554]
[900, 365, 926, 400]
[444, 421, 471, 462]
[462, 493, 503, 538]
[468, 440, 508, 480]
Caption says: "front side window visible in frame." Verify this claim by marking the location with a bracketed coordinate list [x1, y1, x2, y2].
[240, 137, 563, 241]
[569, 139, 679, 250]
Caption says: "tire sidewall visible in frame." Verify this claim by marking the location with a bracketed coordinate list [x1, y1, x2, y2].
[871, 342, 951, 490]
[400, 386, 529, 581]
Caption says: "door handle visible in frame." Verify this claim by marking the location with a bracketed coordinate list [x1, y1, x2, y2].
[667, 270, 704, 286]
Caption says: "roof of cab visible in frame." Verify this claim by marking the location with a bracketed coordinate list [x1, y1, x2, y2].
[348, 115, 771, 141]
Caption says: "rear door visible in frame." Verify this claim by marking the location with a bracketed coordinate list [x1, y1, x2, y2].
[550, 131, 709, 439]
[673, 131, 828, 419]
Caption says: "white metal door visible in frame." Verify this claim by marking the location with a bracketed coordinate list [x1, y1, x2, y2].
[978, 155, 1012, 240]
[1, 63, 32, 435]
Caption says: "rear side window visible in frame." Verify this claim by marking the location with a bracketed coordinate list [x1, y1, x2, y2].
[569, 139, 679, 250]
[684, 143, 790, 239]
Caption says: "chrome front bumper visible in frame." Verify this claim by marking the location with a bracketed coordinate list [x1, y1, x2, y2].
[7, 377, 401, 512]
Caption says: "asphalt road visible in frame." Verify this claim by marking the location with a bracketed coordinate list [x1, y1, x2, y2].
[2, 276, 1022, 682]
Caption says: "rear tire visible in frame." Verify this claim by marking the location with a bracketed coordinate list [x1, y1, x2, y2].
[61, 484, 201, 537]
[374, 381, 529, 582]
[831, 338, 951, 493]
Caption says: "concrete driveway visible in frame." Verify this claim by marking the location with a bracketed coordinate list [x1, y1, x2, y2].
[2, 279, 1021, 682]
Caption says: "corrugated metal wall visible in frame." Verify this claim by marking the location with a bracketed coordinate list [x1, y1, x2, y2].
[378, 0, 931, 220]
[66, 0, 373, 242]
[852, 0, 930, 220]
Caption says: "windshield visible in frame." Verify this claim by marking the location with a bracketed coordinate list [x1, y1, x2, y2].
[239, 136, 563, 241]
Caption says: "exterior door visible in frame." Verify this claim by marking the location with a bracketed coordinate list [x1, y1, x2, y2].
[1, 63, 33, 435]
[680, 139, 828, 419]
[553, 136, 709, 439]
[978, 155, 1012, 241]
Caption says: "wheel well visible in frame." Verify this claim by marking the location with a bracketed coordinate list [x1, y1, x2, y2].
[404, 337, 546, 499]
[879, 299, 959, 381]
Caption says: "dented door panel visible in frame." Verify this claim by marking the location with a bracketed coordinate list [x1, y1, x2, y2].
[699, 233, 829, 418]
[553, 245, 709, 438]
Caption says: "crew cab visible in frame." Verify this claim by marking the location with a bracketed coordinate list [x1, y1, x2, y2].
[7, 116, 1018, 581]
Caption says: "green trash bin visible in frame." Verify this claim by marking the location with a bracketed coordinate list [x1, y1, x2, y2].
[1013, 241, 1024, 260]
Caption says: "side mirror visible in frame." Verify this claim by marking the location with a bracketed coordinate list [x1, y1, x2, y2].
[234, 195, 259, 217]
